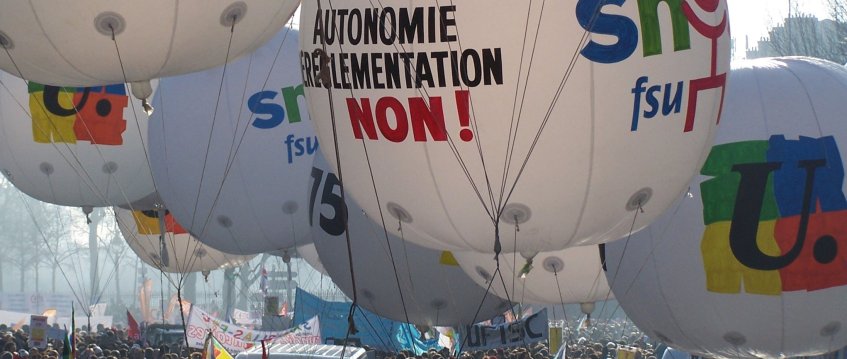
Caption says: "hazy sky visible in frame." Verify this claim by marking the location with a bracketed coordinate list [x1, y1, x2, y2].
[729, 0, 831, 48]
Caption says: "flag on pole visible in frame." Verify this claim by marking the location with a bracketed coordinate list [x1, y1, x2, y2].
[203, 333, 234, 359]
[61, 331, 72, 359]
[62, 304, 75, 359]
[127, 311, 141, 341]
[71, 304, 76, 359]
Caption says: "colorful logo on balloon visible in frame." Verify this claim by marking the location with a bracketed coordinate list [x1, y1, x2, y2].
[27, 82, 128, 145]
[132, 210, 188, 235]
[246, 84, 319, 164]
[700, 136, 847, 295]
[612, 0, 728, 132]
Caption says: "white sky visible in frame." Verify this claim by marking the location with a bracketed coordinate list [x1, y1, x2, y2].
[728, 0, 832, 51]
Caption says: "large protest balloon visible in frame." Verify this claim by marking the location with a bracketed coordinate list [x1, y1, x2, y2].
[310, 153, 510, 326]
[0, 72, 155, 207]
[0, 1, 298, 99]
[115, 206, 254, 273]
[149, 28, 315, 255]
[299, 0, 730, 253]
[604, 57, 847, 358]
[454, 245, 610, 305]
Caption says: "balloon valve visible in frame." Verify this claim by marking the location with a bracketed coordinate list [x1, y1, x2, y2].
[626, 188, 653, 212]
[142, 99, 154, 116]
[82, 206, 94, 224]
[129, 81, 155, 115]
[0, 31, 12, 50]
[519, 258, 534, 279]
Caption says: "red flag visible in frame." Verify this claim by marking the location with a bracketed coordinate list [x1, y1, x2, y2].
[126, 310, 141, 341]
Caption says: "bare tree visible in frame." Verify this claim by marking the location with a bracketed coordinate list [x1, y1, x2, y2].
[101, 227, 131, 308]
[826, 0, 847, 62]
[0, 178, 91, 298]
[0, 180, 70, 292]
[50, 245, 87, 294]
[749, 1, 847, 64]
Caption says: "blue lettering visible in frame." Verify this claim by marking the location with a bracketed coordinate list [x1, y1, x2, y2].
[663, 81, 684, 115]
[284, 134, 321, 164]
[294, 138, 305, 156]
[645, 84, 661, 118]
[631, 76, 649, 131]
[577, 0, 639, 64]
[631, 76, 686, 131]
[249, 91, 286, 129]
[306, 136, 319, 155]
[285, 134, 295, 164]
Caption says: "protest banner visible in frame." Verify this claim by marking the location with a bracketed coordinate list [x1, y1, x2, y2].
[231, 309, 261, 326]
[269, 315, 321, 345]
[186, 306, 320, 353]
[28, 315, 48, 349]
[458, 308, 548, 351]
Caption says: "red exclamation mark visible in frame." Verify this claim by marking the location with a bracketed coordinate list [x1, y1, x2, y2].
[455, 90, 474, 142]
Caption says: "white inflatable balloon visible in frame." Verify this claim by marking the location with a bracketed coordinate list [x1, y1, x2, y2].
[296, 243, 328, 275]
[310, 154, 511, 326]
[604, 57, 847, 358]
[454, 245, 610, 305]
[115, 206, 254, 273]
[0, 1, 298, 88]
[149, 28, 316, 255]
[0, 73, 155, 207]
[299, 0, 731, 252]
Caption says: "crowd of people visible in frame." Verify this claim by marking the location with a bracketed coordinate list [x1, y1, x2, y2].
[0, 324, 204, 359]
[371, 319, 662, 359]
[561, 319, 663, 359]
[0, 317, 662, 359]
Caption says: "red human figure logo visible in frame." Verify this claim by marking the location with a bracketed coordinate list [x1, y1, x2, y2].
[682, 0, 729, 132]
